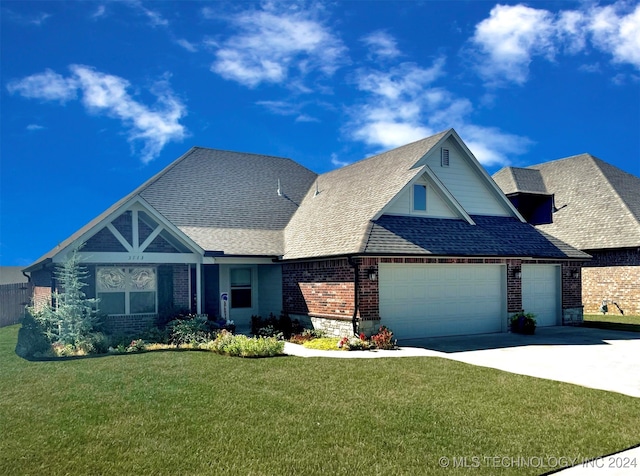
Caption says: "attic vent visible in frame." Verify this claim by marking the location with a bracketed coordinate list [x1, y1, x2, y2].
[441, 148, 450, 167]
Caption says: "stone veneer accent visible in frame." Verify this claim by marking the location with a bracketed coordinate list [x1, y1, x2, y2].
[283, 256, 585, 337]
[562, 307, 584, 325]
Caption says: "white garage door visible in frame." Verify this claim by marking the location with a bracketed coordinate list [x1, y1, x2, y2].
[522, 265, 560, 327]
[379, 264, 506, 339]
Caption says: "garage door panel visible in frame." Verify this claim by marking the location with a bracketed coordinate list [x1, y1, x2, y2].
[522, 265, 559, 327]
[379, 264, 505, 339]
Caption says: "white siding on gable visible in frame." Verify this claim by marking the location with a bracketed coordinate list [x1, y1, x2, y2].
[425, 138, 512, 217]
[383, 175, 459, 218]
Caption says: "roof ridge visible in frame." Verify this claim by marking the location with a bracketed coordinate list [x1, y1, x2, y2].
[190, 145, 297, 163]
[319, 129, 450, 178]
[590, 156, 640, 226]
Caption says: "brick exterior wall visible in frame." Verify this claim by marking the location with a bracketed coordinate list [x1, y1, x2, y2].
[581, 248, 639, 316]
[283, 256, 584, 336]
[173, 264, 190, 309]
[283, 259, 355, 319]
[29, 268, 53, 311]
[583, 266, 640, 315]
[102, 314, 158, 336]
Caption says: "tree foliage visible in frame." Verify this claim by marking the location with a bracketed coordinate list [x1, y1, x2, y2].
[30, 248, 100, 347]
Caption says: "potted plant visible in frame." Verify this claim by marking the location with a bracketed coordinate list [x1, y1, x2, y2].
[510, 311, 536, 335]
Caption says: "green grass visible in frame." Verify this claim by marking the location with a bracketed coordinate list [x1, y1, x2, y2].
[583, 314, 640, 333]
[1, 324, 639, 475]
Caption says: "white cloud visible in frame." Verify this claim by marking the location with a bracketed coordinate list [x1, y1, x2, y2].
[471, 4, 556, 85]
[5, 9, 51, 26]
[176, 38, 198, 52]
[210, 6, 347, 88]
[470, 1, 640, 85]
[26, 124, 45, 131]
[295, 114, 319, 123]
[126, 0, 168, 27]
[8, 66, 186, 163]
[588, 2, 640, 68]
[7, 69, 78, 102]
[348, 59, 531, 166]
[91, 5, 107, 20]
[330, 153, 350, 168]
[361, 31, 401, 59]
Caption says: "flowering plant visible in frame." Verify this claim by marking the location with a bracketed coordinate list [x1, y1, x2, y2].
[370, 326, 396, 350]
[337, 335, 373, 351]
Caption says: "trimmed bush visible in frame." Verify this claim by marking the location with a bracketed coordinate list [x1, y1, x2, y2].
[205, 330, 284, 357]
[302, 337, 343, 351]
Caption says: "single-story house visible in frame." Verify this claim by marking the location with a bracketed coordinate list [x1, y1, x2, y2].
[24, 129, 589, 339]
[493, 154, 640, 316]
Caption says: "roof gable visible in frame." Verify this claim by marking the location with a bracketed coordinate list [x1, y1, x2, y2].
[418, 133, 520, 218]
[25, 196, 204, 272]
[282, 131, 448, 260]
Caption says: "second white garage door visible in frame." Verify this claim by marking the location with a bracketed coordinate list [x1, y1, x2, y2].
[379, 264, 506, 339]
[522, 264, 560, 327]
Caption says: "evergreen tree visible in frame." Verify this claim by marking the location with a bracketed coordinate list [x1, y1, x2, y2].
[32, 247, 100, 347]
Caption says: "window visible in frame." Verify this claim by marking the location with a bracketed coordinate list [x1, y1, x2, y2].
[97, 267, 157, 315]
[413, 184, 427, 212]
[441, 148, 450, 167]
[230, 268, 252, 308]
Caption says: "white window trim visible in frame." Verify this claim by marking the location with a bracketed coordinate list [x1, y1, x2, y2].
[230, 267, 253, 309]
[411, 183, 428, 214]
[96, 266, 158, 316]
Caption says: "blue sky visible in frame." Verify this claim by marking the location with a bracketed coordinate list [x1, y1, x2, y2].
[1, 0, 639, 267]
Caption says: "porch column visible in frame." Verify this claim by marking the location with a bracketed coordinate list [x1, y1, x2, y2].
[196, 263, 202, 314]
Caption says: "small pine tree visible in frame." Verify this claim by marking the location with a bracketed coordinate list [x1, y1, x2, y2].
[32, 247, 100, 347]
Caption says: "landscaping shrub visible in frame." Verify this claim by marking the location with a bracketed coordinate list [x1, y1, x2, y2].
[168, 316, 211, 345]
[510, 312, 536, 335]
[338, 335, 373, 350]
[289, 328, 326, 344]
[302, 337, 343, 351]
[370, 326, 397, 350]
[206, 330, 284, 357]
[15, 311, 52, 359]
[251, 312, 302, 339]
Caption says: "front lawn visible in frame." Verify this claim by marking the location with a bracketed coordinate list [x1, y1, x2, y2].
[1, 324, 639, 475]
[583, 314, 640, 333]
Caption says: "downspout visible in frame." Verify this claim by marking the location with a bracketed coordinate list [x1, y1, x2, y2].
[348, 256, 359, 336]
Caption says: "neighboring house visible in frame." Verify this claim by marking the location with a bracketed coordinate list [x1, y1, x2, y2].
[0, 268, 29, 285]
[24, 129, 589, 339]
[493, 154, 640, 316]
[0, 268, 31, 327]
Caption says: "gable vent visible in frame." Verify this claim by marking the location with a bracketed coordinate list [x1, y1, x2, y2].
[441, 148, 450, 167]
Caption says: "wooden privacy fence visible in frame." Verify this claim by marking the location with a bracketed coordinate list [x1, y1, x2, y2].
[0, 282, 33, 327]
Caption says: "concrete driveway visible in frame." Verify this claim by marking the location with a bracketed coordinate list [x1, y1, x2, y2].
[399, 326, 640, 398]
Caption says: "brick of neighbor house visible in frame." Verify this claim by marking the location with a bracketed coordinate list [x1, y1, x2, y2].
[582, 250, 640, 316]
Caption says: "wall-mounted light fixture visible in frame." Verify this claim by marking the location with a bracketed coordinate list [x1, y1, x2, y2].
[571, 270, 580, 279]
[367, 267, 377, 281]
[513, 269, 522, 279]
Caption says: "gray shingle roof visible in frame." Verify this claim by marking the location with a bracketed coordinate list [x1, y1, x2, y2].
[364, 215, 590, 259]
[282, 131, 449, 259]
[492, 167, 548, 194]
[141, 148, 316, 231]
[25, 147, 317, 269]
[27, 130, 590, 270]
[494, 154, 640, 250]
